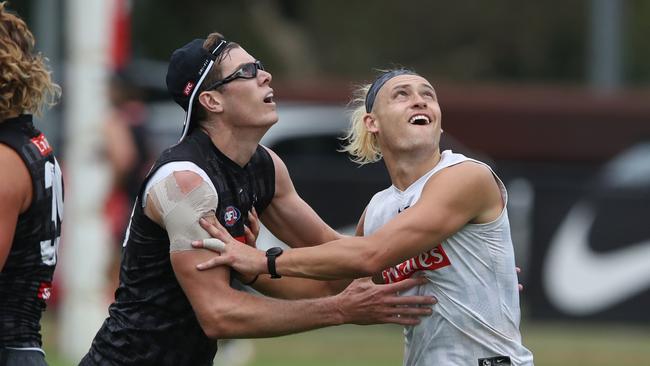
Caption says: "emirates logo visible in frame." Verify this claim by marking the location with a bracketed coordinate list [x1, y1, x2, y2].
[382, 244, 451, 283]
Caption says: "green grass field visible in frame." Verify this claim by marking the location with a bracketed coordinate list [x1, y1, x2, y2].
[44, 317, 650, 366]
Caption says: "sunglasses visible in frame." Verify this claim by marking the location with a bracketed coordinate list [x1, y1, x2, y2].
[205, 61, 265, 90]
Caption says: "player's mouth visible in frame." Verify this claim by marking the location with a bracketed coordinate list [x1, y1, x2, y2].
[408, 114, 431, 126]
[263, 90, 274, 104]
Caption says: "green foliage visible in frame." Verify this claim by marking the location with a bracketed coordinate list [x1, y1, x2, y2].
[130, 0, 650, 85]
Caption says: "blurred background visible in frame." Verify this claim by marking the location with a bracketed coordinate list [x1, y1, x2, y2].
[9, 0, 650, 365]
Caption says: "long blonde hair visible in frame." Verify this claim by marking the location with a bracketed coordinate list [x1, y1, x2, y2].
[340, 84, 382, 165]
[0, 1, 61, 120]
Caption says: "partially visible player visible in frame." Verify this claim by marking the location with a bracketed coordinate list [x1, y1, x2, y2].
[0, 2, 64, 365]
[195, 69, 535, 365]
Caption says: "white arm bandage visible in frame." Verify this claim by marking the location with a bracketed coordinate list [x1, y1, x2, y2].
[148, 173, 222, 252]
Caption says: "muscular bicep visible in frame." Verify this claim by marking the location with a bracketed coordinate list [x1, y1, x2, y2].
[368, 162, 499, 267]
[260, 147, 340, 246]
[156, 169, 235, 336]
[171, 250, 232, 333]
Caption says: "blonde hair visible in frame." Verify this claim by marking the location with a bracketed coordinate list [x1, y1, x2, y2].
[0, 1, 61, 120]
[340, 84, 382, 165]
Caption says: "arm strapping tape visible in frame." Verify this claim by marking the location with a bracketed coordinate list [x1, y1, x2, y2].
[148, 174, 221, 252]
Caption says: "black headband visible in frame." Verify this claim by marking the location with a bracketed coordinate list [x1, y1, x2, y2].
[365, 69, 418, 113]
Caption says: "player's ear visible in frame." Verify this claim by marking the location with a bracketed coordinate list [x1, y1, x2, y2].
[364, 113, 379, 133]
[198, 90, 224, 114]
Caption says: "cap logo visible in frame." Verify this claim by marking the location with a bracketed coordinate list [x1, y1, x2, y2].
[198, 59, 211, 76]
[183, 81, 195, 96]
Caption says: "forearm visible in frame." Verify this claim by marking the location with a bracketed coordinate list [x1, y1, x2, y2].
[273, 229, 442, 280]
[275, 236, 384, 280]
[196, 209, 446, 281]
[206, 288, 344, 339]
[251, 275, 349, 299]
[266, 206, 465, 281]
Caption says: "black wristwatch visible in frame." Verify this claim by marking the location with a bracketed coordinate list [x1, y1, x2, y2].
[266, 247, 284, 279]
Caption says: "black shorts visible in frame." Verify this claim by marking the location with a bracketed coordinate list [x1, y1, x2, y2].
[0, 348, 48, 366]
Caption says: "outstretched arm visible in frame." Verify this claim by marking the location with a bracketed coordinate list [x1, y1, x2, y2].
[174, 250, 434, 339]
[152, 170, 434, 339]
[276, 162, 503, 279]
[194, 162, 503, 280]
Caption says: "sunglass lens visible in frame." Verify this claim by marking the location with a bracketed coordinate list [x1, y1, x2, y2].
[242, 63, 257, 78]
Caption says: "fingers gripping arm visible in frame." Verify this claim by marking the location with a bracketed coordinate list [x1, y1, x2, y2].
[173, 249, 436, 339]
[172, 250, 347, 339]
[194, 163, 501, 280]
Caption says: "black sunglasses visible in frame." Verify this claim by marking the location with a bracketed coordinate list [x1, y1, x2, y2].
[205, 61, 265, 90]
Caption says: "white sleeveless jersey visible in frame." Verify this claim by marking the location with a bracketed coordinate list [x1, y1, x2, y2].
[364, 151, 534, 366]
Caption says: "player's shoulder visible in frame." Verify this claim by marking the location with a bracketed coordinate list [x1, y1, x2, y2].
[147, 161, 213, 195]
[454, 159, 493, 177]
[422, 159, 497, 203]
[172, 170, 205, 193]
[437, 158, 494, 184]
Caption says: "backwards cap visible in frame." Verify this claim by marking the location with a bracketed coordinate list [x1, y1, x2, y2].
[166, 38, 229, 141]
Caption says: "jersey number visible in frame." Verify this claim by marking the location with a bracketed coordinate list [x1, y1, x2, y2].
[41, 159, 63, 265]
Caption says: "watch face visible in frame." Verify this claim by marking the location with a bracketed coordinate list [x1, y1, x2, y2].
[266, 247, 283, 256]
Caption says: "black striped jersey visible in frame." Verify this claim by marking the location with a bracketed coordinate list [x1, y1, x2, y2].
[0, 115, 64, 348]
[81, 129, 275, 365]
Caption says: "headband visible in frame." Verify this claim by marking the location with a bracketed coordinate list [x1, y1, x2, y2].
[365, 69, 418, 113]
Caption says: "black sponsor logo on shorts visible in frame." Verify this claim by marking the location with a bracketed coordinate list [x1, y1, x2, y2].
[478, 355, 511, 366]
